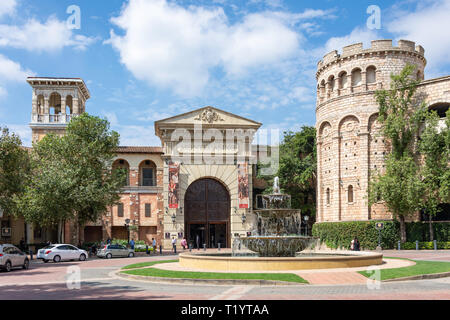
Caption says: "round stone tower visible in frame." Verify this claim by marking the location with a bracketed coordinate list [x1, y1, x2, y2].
[315, 39, 426, 223]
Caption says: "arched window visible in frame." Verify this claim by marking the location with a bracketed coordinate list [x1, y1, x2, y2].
[339, 71, 347, 89]
[65, 95, 73, 114]
[139, 160, 156, 186]
[348, 185, 354, 203]
[352, 69, 362, 86]
[326, 188, 330, 205]
[37, 95, 44, 114]
[428, 103, 449, 119]
[366, 66, 376, 84]
[328, 75, 335, 92]
[112, 159, 130, 186]
[320, 79, 326, 95]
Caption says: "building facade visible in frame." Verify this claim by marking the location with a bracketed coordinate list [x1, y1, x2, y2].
[315, 39, 450, 223]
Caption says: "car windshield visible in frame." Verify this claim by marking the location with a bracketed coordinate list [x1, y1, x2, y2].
[42, 245, 55, 249]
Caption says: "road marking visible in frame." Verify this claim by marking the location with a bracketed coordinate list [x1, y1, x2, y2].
[0, 278, 112, 287]
[209, 286, 254, 300]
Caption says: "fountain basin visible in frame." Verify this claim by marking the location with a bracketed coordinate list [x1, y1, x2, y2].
[179, 251, 383, 271]
[237, 236, 318, 257]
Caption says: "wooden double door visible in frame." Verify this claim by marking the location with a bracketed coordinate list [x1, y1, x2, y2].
[184, 178, 230, 248]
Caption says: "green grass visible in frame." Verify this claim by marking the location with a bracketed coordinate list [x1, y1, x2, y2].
[120, 260, 307, 284]
[121, 259, 179, 270]
[359, 258, 450, 281]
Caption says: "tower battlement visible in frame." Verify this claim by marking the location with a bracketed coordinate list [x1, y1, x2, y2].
[317, 39, 426, 74]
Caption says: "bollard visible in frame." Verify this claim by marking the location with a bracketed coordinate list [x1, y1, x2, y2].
[160, 245, 162, 255]
[218, 243, 221, 251]
[416, 240, 419, 250]
[434, 240, 437, 251]
[203, 244, 206, 251]
[189, 244, 192, 252]
[398, 240, 401, 251]
[146, 245, 149, 255]
[29, 249, 33, 261]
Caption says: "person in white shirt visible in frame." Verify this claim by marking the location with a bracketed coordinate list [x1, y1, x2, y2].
[172, 237, 177, 253]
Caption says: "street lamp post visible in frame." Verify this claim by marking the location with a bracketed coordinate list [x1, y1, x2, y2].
[303, 216, 309, 236]
[124, 218, 130, 245]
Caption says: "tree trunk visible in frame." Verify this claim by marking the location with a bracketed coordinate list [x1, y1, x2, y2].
[429, 214, 434, 242]
[399, 215, 407, 243]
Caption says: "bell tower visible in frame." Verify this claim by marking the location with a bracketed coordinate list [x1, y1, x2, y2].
[27, 77, 90, 143]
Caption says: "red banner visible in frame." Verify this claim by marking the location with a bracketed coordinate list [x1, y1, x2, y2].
[168, 161, 180, 208]
[238, 162, 249, 209]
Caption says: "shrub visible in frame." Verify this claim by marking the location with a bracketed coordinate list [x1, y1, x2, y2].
[312, 220, 399, 250]
[400, 241, 450, 250]
[313, 221, 449, 249]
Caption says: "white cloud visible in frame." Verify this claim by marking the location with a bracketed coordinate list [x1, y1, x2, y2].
[0, 54, 35, 101]
[0, 54, 35, 82]
[0, 16, 97, 52]
[0, 0, 17, 19]
[1, 124, 32, 147]
[386, 0, 450, 74]
[322, 26, 380, 55]
[107, 0, 302, 97]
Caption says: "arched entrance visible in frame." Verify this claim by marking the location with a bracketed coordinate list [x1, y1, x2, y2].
[184, 178, 230, 249]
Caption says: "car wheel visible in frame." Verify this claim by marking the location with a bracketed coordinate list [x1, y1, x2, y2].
[53, 255, 61, 263]
[128, 252, 134, 258]
[23, 259, 30, 270]
[79, 254, 86, 261]
[5, 261, 12, 272]
[43, 259, 49, 263]
[106, 253, 112, 259]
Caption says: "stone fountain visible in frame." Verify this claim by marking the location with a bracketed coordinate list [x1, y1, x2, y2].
[178, 177, 383, 271]
[232, 177, 316, 257]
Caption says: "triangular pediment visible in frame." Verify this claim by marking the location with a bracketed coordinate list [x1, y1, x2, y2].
[155, 106, 262, 135]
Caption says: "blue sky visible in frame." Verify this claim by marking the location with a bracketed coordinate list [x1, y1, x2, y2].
[1, 0, 449, 146]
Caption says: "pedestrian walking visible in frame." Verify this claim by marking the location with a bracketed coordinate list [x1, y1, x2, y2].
[130, 239, 135, 250]
[152, 238, 156, 254]
[354, 237, 360, 251]
[181, 237, 187, 250]
[196, 234, 200, 250]
[172, 237, 177, 254]
[350, 238, 355, 251]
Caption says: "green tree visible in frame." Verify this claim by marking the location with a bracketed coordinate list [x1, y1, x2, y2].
[369, 64, 427, 243]
[17, 114, 125, 243]
[418, 109, 450, 240]
[257, 126, 317, 220]
[0, 127, 30, 217]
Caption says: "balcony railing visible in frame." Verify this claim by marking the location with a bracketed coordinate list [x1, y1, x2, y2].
[31, 114, 74, 124]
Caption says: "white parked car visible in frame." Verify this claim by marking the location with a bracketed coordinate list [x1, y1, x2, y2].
[37, 244, 88, 263]
[0, 244, 30, 272]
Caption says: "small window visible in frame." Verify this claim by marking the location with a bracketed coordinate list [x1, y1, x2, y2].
[142, 168, 154, 186]
[348, 185, 354, 203]
[366, 66, 376, 84]
[352, 69, 362, 86]
[145, 203, 151, 217]
[118, 203, 124, 217]
[326, 188, 330, 205]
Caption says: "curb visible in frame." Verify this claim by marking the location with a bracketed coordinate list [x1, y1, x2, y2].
[383, 271, 450, 282]
[115, 271, 305, 286]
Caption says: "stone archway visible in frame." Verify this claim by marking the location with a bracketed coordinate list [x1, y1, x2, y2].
[184, 178, 230, 249]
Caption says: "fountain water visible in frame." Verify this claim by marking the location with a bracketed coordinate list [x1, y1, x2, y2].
[233, 178, 317, 257]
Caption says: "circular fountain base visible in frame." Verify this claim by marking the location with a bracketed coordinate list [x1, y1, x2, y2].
[179, 251, 383, 271]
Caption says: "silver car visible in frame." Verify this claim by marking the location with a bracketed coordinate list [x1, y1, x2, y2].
[0, 244, 30, 272]
[97, 244, 134, 259]
[36, 244, 88, 263]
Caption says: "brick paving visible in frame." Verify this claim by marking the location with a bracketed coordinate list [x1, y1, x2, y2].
[0, 250, 449, 300]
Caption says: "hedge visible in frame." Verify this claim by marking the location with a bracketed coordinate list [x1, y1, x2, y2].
[312, 221, 399, 250]
[401, 242, 450, 250]
[312, 221, 449, 250]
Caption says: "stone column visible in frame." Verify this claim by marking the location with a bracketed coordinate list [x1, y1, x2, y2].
[332, 134, 341, 221]
[359, 129, 370, 220]
[316, 138, 323, 222]
[361, 71, 367, 91]
[73, 98, 80, 115]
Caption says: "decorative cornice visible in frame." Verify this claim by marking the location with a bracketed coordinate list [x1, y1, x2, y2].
[194, 107, 225, 123]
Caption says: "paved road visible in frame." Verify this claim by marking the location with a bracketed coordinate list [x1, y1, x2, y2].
[0, 251, 449, 300]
